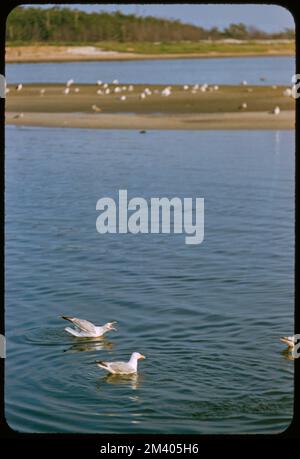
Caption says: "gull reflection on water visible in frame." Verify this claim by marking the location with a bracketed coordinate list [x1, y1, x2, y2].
[64, 338, 114, 353]
[281, 349, 295, 361]
[96, 373, 140, 390]
[105, 373, 140, 390]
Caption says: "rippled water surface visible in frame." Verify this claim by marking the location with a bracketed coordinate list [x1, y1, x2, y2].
[6, 56, 294, 85]
[5, 127, 294, 433]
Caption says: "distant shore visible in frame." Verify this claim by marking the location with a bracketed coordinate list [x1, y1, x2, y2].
[5, 83, 295, 130]
[6, 41, 294, 63]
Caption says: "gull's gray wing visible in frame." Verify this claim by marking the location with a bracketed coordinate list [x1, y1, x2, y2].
[62, 316, 97, 333]
[108, 361, 135, 374]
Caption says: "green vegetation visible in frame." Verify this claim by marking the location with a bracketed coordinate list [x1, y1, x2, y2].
[6, 40, 295, 57]
[85, 41, 294, 55]
[6, 6, 295, 44]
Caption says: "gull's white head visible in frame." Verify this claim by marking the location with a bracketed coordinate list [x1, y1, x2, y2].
[105, 321, 117, 331]
[131, 352, 146, 360]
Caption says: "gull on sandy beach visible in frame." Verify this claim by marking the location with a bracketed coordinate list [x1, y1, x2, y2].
[92, 104, 102, 112]
[161, 87, 171, 97]
[63, 87, 70, 95]
[62, 316, 117, 338]
[280, 335, 296, 350]
[66, 79, 74, 87]
[13, 112, 24, 119]
[96, 352, 146, 375]
[283, 88, 292, 97]
[16, 83, 23, 91]
[272, 106, 280, 115]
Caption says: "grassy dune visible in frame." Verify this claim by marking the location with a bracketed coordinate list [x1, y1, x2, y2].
[87, 40, 295, 55]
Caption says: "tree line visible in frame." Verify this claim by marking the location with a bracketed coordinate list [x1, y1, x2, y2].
[6, 6, 295, 43]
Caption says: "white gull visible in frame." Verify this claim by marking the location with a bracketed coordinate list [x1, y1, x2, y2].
[62, 316, 117, 338]
[96, 352, 146, 375]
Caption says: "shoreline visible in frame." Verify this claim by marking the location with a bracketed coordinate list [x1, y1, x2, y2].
[6, 111, 295, 130]
[6, 45, 294, 63]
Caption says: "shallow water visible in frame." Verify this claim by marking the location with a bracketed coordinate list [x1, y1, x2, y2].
[6, 56, 294, 86]
[5, 127, 294, 433]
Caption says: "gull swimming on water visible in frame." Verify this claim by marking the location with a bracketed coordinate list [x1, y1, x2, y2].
[280, 335, 296, 350]
[96, 352, 146, 375]
[62, 316, 117, 338]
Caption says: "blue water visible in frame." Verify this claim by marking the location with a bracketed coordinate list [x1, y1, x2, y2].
[5, 126, 294, 433]
[6, 56, 294, 85]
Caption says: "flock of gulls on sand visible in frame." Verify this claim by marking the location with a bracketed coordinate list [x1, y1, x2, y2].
[8, 77, 295, 120]
[62, 316, 146, 375]
[61, 315, 296, 376]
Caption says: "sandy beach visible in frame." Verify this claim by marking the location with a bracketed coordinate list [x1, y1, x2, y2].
[5, 83, 295, 130]
[6, 43, 294, 63]
[6, 110, 295, 130]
